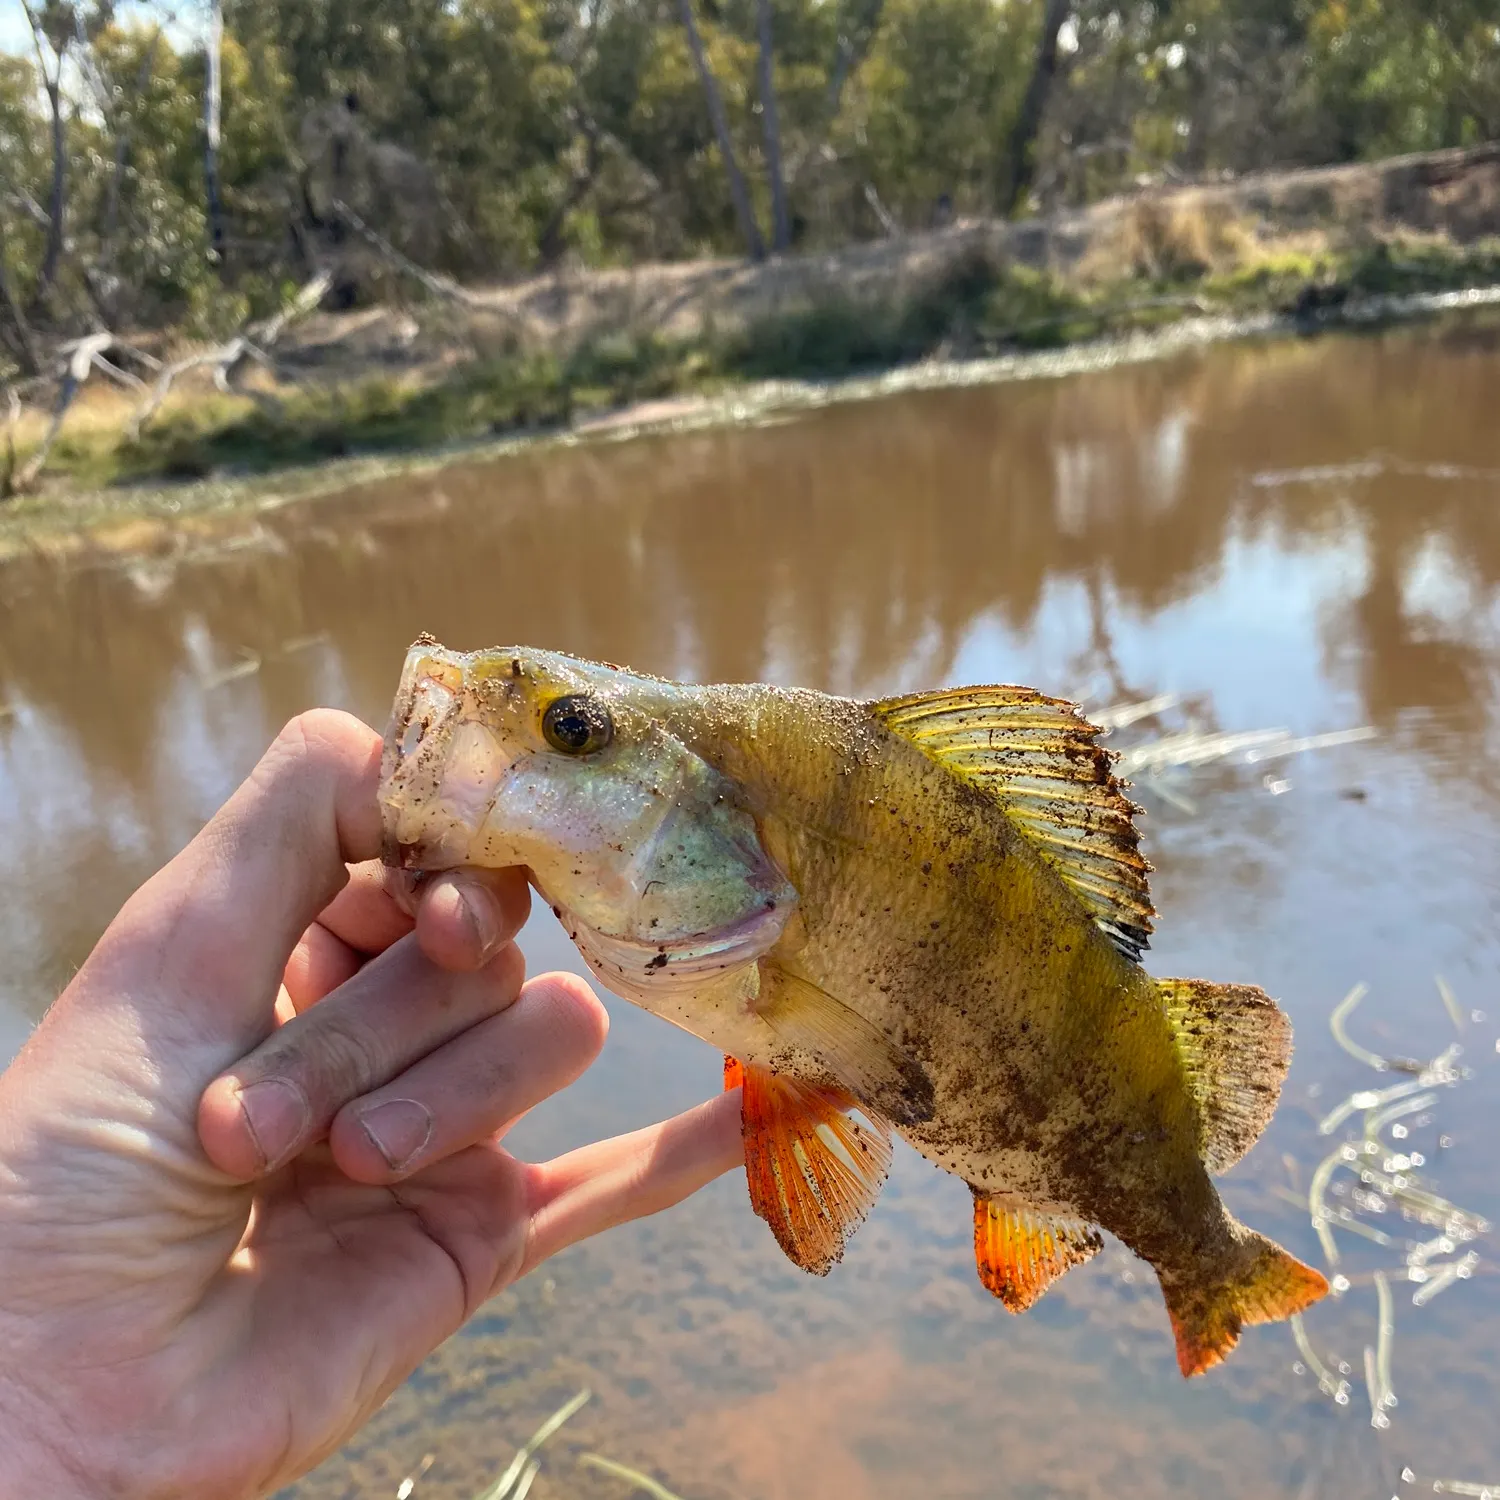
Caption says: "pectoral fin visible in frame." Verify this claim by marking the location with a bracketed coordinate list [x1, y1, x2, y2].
[724, 1056, 892, 1275]
[972, 1191, 1103, 1311]
[753, 965, 936, 1126]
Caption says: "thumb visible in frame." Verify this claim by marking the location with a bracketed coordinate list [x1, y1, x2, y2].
[66, 710, 385, 1065]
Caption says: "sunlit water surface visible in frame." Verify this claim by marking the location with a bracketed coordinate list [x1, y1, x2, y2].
[4, 320, 1500, 1499]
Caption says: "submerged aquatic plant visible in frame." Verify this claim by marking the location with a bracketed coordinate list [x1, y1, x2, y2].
[470, 1388, 591, 1500]
[1086, 692, 1375, 815]
[1287, 977, 1492, 1445]
[579, 1453, 688, 1500]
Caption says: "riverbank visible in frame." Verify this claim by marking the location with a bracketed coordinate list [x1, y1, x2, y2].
[4, 143, 1500, 554]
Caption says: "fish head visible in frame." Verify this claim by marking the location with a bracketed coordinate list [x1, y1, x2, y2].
[379, 637, 796, 995]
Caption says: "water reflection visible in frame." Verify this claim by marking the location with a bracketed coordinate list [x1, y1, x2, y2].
[2, 318, 1500, 1498]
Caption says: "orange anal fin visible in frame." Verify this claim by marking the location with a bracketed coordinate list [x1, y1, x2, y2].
[973, 1192, 1103, 1312]
[726, 1055, 891, 1275]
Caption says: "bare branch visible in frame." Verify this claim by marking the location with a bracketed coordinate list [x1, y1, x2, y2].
[787, 0, 887, 187]
[9, 333, 115, 494]
[329, 199, 487, 306]
[864, 181, 899, 236]
[131, 271, 332, 437]
[1, 381, 20, 498]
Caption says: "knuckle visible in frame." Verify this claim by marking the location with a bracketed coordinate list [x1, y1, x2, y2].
[262, 1012, 392, 1110]
[270, 709, 364, 776]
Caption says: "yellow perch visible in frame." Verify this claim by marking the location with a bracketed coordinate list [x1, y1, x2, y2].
[378, 637, 1327, 1375]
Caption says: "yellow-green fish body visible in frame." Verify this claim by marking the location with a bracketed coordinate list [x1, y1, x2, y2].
[379, 640, 1327, 1374]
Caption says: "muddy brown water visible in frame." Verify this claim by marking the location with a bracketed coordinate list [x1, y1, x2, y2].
[5, 320, 1500, 1499]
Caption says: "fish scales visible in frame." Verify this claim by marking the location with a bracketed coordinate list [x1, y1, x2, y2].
[379, 640, 1328, 1377]
[700, 685, 1210, 1250]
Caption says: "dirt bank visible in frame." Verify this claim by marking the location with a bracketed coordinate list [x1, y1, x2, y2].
[3, 141, 1498, 540]
[269, 141, 1500, 375]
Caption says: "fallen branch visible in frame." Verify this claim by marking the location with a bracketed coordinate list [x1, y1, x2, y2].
[9, 333, 117, 494]
[1, 382, 20, 497]
[130, 271, 332, 437]
[330, 198, 483, 306]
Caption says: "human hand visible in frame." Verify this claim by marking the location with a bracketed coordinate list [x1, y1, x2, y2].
[0, 710, 743, 1499]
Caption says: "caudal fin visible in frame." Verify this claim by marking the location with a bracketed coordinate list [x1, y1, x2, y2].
[1162, 1222, 1328, 1377]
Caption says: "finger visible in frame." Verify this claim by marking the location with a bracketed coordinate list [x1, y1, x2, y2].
[517, 1089, 746, 1278]
[94, 710, 385, 1055]
[328, 971, 607, 1181]
[278, 860, 426, 1013]
[314, 860, 416, 957]
[414, 868, 531, 973]
[282, 921, 362, 1012]
[198, 934, 527, 1179]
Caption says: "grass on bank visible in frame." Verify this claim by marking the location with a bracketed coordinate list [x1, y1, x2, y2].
[10, 227, 1500, 498]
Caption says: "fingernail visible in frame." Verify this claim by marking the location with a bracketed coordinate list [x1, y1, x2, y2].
[359, 1098, 433, 1172]
[236, 1078, 309, 1171]
[458, 883, 501, 961]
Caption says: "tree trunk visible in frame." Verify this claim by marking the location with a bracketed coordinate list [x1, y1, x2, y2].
[1001, 0, 1070, 214]
[35, 76, 66, 308]
[537, 127, 603, 268]
[203, 0, 226, 261]
[824, 0, 885, 132]
[785, 0, 885, 190]
[756, 0, 791, 252]
[676, 0, 765, 262]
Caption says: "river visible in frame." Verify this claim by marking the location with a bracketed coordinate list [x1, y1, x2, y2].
[3, 317, 1500, 1499]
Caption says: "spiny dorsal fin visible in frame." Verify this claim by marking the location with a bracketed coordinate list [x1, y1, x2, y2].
[872, 687, 1154, 960]
[724, 1056, 892, 1275]
[972, 1192, 1103, 1311]
[1156, 978, 1292, 1173]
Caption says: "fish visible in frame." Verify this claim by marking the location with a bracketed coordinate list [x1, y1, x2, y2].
[377, 636, 1329, 1376]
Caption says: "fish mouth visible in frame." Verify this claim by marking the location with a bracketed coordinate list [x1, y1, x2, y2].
[548, 896, 792, 998]
[379, 638, 517, 870]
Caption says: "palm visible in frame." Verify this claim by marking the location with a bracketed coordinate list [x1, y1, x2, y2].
[172, 1147, 527, 1493]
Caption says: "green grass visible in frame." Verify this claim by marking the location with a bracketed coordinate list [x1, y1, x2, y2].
[11, 234, 1500, 499]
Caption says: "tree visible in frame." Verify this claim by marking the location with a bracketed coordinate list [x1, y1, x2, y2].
[676, 0, 766, 261]
[202, 0, 225, 259]
[756, 0, 791, 251]
[1002, 0, 1071, 213]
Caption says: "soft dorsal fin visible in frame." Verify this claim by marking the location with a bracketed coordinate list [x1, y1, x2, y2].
[972, 1192, 1103, 1311]
[1156, 978, 1292, 1173]
[872, 687, 1154, 960]
[724, 1056, 892, 1275]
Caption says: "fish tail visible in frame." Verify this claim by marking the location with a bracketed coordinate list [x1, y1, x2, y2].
[1161, 1220, 1328, 1378]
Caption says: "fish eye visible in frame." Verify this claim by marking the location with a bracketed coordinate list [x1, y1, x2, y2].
[542, 695, 613, 755]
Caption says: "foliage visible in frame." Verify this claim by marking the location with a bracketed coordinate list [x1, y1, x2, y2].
[0, 0, 1498, 380]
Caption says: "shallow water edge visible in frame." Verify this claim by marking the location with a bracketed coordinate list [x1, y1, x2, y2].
[6, 281, 1500, 570]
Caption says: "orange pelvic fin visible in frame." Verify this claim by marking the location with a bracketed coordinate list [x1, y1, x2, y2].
[972, 1192, 1103, 1311]
[1163, 1223, 1329, 1377]
[724, 1054, 891, 1275]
